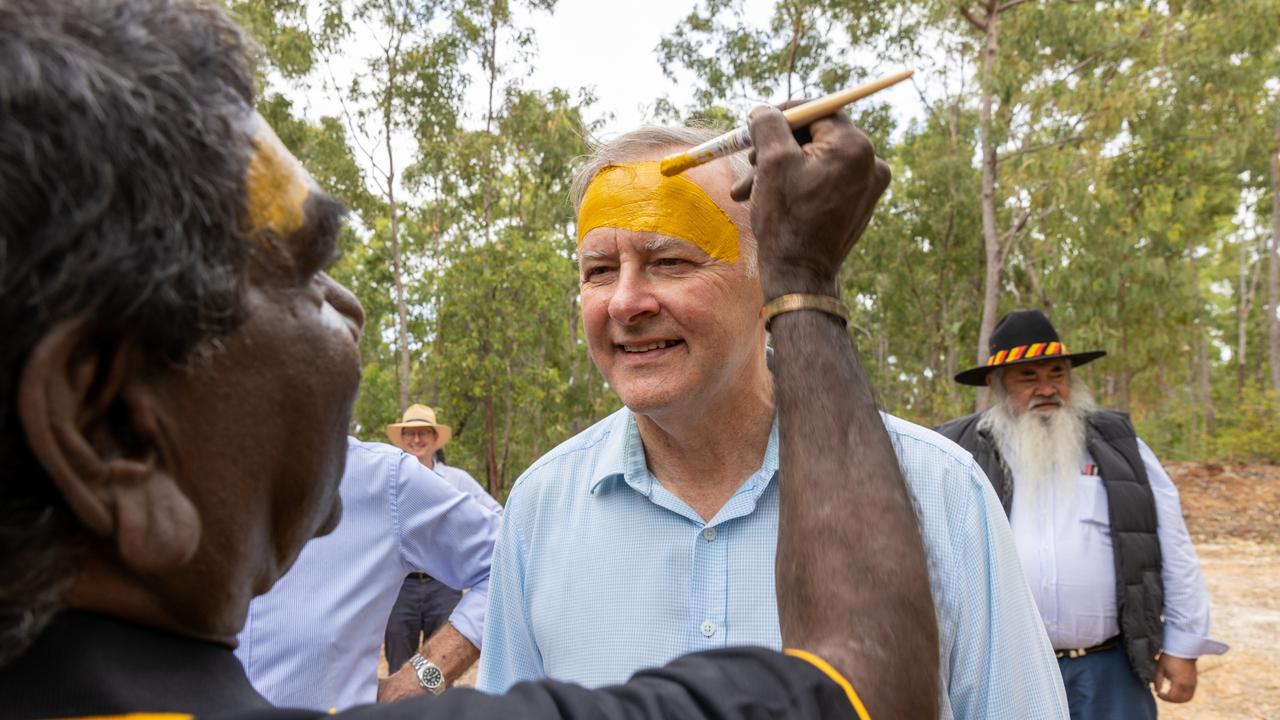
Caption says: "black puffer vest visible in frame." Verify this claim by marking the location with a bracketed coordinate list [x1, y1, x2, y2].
[935, 410, 1164, 683]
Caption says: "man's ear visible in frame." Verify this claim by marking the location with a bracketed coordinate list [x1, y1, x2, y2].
[17, 316, 201, 573]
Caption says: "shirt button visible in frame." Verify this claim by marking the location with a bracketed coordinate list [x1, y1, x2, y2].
[700, 620, 716, 637]
[702, 527, 718, 542]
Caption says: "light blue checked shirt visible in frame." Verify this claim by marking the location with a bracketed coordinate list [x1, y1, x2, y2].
[478, 407, 1069, 720]
[237, 438, 499, 711]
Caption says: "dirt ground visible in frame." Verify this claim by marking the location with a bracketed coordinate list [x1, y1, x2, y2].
[1158, 461, 1280, 720]
[397, 462, 1280, 714]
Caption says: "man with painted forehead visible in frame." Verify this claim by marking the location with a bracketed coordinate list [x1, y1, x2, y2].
[478, 125, 1069, 718]
[1, 1, 938, 718]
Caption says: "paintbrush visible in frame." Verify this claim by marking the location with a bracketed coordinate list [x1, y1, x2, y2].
[658, 68, 914, 177]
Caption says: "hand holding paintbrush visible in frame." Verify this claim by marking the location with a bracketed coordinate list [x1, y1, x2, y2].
[658, 69, 914, 177]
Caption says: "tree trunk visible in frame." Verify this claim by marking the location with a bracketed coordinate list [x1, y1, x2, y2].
[1189, 249, 1216, 440]
[975, 4, 1002, 412]
[1269, 117, 1280, 400]
[484, 390, 499, 498]
[386, 103, 410, 412]
[1238, 241, 1250, 394]
[481, 8, 499, 242]
[1196, 332, 1215, 437]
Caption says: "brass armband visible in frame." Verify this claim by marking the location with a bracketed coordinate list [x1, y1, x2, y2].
[761, 294, 849, 331]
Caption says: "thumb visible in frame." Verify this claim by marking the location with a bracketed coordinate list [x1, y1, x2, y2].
[747, 106, 803, 165]
[1153, 663, 1169, 699]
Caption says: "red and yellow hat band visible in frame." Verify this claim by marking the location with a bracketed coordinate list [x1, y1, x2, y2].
[987, 341, 1067, 367]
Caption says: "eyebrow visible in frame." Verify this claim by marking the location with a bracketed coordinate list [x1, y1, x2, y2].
[577, 235, 691, 262]
[294, 192, 347, 271]
[579, 248, 612, 261]
[643, 236, 684, 252]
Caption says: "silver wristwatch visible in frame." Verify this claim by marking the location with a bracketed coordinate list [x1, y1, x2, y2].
[408, 653, 446, 695]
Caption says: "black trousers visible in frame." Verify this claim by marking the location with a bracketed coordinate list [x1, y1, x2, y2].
[383, 573, 463, 671]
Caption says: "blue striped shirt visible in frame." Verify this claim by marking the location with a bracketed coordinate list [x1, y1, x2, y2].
[237, 438, 499, 710]
[477, 408, 1069, 720]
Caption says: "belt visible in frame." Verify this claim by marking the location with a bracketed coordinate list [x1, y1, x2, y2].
[1055, 636, 1120, 660]
[408, 572, 433, 580]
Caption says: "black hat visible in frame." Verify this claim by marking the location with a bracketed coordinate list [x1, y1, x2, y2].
[954, 309, 1105, 386]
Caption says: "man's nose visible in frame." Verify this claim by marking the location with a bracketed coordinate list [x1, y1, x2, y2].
[323, 273, 366, 339]
[607, 267, 659, 324]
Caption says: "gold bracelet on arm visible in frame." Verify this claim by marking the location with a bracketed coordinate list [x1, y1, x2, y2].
[761, 293, 849, 331]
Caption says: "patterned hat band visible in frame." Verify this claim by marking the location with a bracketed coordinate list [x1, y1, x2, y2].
[987, 341, 1068, 367]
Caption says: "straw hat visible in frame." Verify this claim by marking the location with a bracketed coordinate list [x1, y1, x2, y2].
[386, 404, 453, 453]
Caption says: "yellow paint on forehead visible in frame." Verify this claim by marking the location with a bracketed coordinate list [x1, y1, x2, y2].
[244, 116, 309, 239]
[577, 160, 739, 264]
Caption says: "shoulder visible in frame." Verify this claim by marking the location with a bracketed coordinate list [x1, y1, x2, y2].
[933, 411, 982, 441]
[339, 437, 414, 482]
[883, 413, 989, 482]
[505, 407, 628, 506]
[345, 436, 411, 464]
[881, 413, 999, 526]
[1088, 409, 1136, 435]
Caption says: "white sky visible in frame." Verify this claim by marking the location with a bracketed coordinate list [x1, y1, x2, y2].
[288, 0, 924, 193]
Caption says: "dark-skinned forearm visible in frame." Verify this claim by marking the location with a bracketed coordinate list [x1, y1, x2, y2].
[771, 308, 939, 719]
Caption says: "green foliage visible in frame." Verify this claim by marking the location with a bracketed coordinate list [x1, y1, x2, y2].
[660, 0, 1280, 459]
[1212, 385, 1280, 462]
[239, 0, 1280, 491]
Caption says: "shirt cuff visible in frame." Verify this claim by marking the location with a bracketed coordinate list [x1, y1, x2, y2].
[784, 649, 871, 720]
[1162, 626, 1229, 659]
[448, 589, 487, 650]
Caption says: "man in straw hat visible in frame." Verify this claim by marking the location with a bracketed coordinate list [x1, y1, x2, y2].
[478, 119, 1067, 719]
[0, 0, 938, 717]
[937, 309, 1227, 719]
[383, 405, 501, 685]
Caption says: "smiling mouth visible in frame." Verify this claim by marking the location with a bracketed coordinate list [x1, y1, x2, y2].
[619, 339, 684, 353]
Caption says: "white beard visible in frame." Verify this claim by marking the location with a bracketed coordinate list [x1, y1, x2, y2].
[978, 378, 1099, 500]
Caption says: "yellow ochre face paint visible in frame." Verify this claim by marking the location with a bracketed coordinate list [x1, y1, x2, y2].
[244, 116, 310, 240]
[577, 160, 740, 264]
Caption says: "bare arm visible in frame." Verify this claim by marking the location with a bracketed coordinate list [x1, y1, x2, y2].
[738, 106, 940, 718]
[378, 623, 479, 703]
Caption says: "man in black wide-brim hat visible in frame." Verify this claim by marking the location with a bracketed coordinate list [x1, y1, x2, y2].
[937, 309, 1227, 720]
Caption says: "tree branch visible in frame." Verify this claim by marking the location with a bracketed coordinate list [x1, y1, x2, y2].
[958, 5, 988, 32]
[996, 0, 1036, 14]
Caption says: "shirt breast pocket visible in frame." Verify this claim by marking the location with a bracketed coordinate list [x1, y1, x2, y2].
[1077, 477, 1113, 544]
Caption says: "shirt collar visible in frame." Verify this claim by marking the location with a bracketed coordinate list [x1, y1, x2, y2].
[588, 408, 635, 495]
[588, 407, 781, 509]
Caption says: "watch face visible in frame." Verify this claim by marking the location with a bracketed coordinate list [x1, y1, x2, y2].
[422, 664, 444, 689]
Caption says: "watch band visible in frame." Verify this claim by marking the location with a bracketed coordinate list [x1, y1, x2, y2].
[408, 653, 446, 695]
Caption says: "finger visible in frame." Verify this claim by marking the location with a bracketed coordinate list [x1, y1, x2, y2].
[776, 98, 818, 146]
[845, 159, 892, 247]
[730, 166, 756, 202]
[747, 105, 804, 167]
[805, 107, 856, 139]
[1152, 665, 1167, 698]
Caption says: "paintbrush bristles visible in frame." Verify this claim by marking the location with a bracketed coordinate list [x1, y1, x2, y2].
[657, 68, 914, 177]
[659, 153, 700, 177]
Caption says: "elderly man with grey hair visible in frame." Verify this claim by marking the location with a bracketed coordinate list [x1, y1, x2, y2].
[477, 126, 1069, 720]
[936, 309, 1226, 720]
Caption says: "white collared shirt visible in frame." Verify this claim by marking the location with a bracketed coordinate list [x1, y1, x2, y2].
[1009, 437, 1228, 658]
